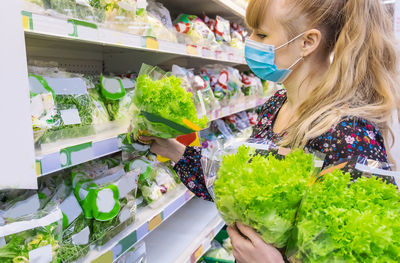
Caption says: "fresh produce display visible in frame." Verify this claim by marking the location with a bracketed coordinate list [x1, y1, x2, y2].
[0, 208, 63, 263]
[287, 170, 400, 263]
[214, 146, 315, 248]
[131, 65, 208, 139]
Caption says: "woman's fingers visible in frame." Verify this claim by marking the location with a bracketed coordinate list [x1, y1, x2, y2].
[236, 222, 264, 245]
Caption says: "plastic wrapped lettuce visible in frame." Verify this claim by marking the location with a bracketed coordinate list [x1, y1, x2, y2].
[88, 87, 110, 125]
[212, 145, 317, 248]
[286, 170, 400, 263]
[131, 64, 208, 140]
[0, 208, 63, 263]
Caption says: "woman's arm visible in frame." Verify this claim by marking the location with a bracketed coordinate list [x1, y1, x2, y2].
[140, 136, 213, 201]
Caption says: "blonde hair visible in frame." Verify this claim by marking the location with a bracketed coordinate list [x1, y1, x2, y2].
[247, 0, 400, 149]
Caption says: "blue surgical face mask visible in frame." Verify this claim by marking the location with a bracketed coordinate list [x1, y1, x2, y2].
[245, 33, 305, 83]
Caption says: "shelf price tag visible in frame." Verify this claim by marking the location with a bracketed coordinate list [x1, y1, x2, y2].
[91, 251, 113, 263]
[148, 213, 163, 231]
[144, 36, 159, 50]
[59, 142, 93, 168]
[67, 19, 98, 38]
[186, 44, 198, 56]
[35, 160, 42, 176]
[21, 11, 33, 30]
[191, 245, 204, 263]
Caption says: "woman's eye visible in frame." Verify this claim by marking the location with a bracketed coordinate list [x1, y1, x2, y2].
[257, 33, 267, 39]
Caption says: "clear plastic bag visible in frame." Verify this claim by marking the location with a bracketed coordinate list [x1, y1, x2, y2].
[130, 64, 208, 140]
[0, 208, 63, 263]
[286, 161, 400, 263]
[30, 75, 95, 145]
[202, 139, 324, 248]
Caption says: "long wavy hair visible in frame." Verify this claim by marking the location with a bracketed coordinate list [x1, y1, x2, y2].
[247, 0, 400, 150]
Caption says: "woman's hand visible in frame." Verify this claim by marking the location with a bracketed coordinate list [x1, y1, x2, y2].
[227, 222, 284, 263]
[139, 136, 186, 163]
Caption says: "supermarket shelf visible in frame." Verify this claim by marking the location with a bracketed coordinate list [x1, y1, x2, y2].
[35, 98, 266, 177]
[82, 185, 194, 263]
[35, 123, 129, 177]
[144, 198, 225, 263]
[159, 0, 246, 24]
[22, 11, 246, 71]
[209, 97, 266, 121]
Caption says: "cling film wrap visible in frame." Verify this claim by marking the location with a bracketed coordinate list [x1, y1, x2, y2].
[286, 160, 400, 263]
[130, 64, 208, 140]
[201, 138, 324, 248]
[0, 207, 63, 263]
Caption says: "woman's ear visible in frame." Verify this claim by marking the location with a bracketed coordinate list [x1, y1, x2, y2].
[301, 29, 322, 57]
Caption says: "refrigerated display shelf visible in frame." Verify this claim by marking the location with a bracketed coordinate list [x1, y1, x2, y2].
[35, 98, 266, 177]
[80, 185, 194, 263]
[144, 198, 225, 263]
[22, 11, 246, 66]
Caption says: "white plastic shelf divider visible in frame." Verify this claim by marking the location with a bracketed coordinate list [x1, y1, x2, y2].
[144, 198, 225, 263]
[21, 11, 246, 65]
[80, 185, 194, 263]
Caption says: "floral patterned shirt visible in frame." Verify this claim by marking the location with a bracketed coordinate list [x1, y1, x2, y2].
[174, 89, 388, 201]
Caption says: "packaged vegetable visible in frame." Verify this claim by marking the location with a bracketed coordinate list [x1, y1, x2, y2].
[88, 87, 110, 125]
[131, 64, 208, 140]
[0, 208, 63, 263]
[174, 14, 219, 48]
[286, 169, 400, 262]
[214, 16, 231, 44]
[31, 75, 95, 145]
[207, 143, 319, 248]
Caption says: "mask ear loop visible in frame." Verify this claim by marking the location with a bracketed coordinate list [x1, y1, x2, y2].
[288, 56, 304, 70]
[275, 32, 306, 50]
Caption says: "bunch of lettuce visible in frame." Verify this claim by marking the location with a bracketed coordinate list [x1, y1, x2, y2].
[287, 170, 400, 262]
[214, 146, 314, 248]
[132, 75, 208, 139]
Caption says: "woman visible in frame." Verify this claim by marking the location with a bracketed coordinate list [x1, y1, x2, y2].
[141, 0, 400, 262]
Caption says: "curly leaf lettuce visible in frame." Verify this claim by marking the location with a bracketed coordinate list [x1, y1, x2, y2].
[288, 170, 400, 262]
[132, 75, 208, 139]
[214, 146, 314, 248]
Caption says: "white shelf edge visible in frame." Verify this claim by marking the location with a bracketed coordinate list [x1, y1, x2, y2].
[212, 0, 246, 18]
[22, 12, 246, 65]
[80, 185, 194, 263]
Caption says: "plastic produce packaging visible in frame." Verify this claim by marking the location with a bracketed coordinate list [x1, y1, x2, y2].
[71, 166, 139, 246]
[202, 139, 322, 248]
[130, 64, 208, 140]
[0, 207, 63, 263]
[214, 16, 231, 44]
[174, 14, 219, 48]
[96, 75, 136, 121]
[286, 168, 400, 262]
[29, 74, 95, 145]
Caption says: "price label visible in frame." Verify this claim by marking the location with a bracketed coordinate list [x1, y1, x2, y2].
[222, 107, 230, 116]
[91, 251, 114, 263]
[145, 37, 159, 50]
[35, 160, 42, 176]
[148, 213, 163, 231]
[192, 245, 204, 263]
[186, 44, 198, 56]
[21, 11, 33, 30]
